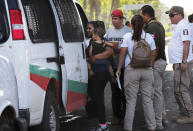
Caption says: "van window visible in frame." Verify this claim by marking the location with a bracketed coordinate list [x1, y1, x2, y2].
[21, 0, 57, 43]
[75, 3, 88, 37]
[0, 0, 10, 43]
[53, 0, 84, 42]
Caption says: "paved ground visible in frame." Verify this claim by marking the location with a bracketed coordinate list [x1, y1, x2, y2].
[60, 71, 193, 131]
[59, 44, 193, 131]
[30, 43, 193, 131]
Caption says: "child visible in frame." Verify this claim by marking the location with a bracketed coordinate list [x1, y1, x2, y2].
[88, 27, 116, 83]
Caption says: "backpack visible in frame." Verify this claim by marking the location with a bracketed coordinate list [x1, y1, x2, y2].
[128, 33, 152, 68]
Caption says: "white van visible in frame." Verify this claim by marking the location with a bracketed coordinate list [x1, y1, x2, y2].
[0, 0, 88, 130]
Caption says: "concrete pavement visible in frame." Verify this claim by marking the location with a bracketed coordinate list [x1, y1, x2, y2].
[59, 71, 193, 131]
[59, 45, 193, 131]
[28, 41, 193, 131]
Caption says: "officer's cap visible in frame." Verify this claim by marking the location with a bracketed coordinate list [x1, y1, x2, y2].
[165, 6, 184, 14]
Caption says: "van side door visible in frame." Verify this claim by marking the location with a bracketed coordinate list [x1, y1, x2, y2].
[52, 0, 88, 112]
[21, 0, 60, 125]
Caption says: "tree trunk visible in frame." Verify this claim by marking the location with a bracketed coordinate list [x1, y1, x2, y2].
[89, 0, 101, 20]
[111, 0, 119, 11]
[83, 0, 87, 9]
[89, 0, 95, 20]
[107, 0, 120, 29]
[95, 0, 101, 20]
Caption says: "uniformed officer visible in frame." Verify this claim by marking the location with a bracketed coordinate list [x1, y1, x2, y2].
[140, 5, 167, 130]
[166, 6, 193, 124]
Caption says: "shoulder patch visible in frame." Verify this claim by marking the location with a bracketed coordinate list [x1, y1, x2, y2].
[183, 29, 189, 35]
[151, 34, 156, 39]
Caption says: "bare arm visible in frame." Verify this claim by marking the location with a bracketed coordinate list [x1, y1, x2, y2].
[104, 41, 114, 47]
[152, 49, 157, 67]
[182, 41, 190, 61]
[89, 44, 93, 57]
[89, 46, 113, 63]
[154, 47, 159, 60]
[114, 48, 121, 54]
[95, 46, 113, 59]
[105, 41, 120, 54]
[117, 47, 127, 76]
[181, 41, 190, 71]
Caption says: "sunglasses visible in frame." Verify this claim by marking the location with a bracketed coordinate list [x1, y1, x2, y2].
[169, 13, 178, 18]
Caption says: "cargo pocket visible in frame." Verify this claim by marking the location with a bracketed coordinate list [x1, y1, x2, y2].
[154, 59, 167, 72]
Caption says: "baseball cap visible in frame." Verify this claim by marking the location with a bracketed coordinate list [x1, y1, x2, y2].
[111, 9, 125, 18]
[165, 6, 184, 14]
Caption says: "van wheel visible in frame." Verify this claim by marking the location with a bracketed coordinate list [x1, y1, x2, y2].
[41, 88, 60, 131]
[0, 122, 15, 131]
[15, 118, 27, 131]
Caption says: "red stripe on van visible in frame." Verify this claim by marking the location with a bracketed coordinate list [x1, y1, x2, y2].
[66, 91, 86, 112]
[30, 73, 50, 91]
[30, 73, 60, 103]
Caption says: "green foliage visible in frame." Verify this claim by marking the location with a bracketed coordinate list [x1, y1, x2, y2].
[164, 23, 170, 32]
[163, 23, 172, 37]
[165, 32, 172, 37]
[78, 0, 160, 28]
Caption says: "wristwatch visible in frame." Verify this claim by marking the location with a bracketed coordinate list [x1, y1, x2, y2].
[182, 59, 187, 64]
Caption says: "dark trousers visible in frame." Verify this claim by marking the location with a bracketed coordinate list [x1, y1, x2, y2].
[111, 68, 126, 119]
[89, 71, 109, 123]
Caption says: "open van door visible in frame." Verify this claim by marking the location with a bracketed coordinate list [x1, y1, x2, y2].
[75, 2, 88, 37]
[52, 0, 88, 112]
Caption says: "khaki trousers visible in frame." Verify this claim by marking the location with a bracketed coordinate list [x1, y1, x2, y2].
[173, 62, 193, 117]
[153, 59, 167, 127]
[123, 65, 156, 131]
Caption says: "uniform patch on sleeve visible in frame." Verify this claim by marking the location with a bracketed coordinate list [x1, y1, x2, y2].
[183, 29, 189, 35]
[151, 34, 156, 39]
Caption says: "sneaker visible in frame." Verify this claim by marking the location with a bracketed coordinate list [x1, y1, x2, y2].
[156, 125, 165, 131]
[88, 125, 109, 131]
[171, 114, 185, 121]
[162, 119, 168, 128]
[176, 116, 193, 124]
[96, 126, 109, 131]
[111, 117, 121, 125]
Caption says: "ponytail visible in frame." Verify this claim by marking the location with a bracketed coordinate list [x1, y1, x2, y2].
[131, 15, 144, 41]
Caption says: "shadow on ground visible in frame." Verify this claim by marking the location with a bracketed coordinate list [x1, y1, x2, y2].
[30, 71, 193, 131]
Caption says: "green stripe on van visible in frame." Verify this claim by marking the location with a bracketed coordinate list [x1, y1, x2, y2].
[30, 65, 59, 80]
[68, 80, 87, 94]
[30, 65, 88, 94]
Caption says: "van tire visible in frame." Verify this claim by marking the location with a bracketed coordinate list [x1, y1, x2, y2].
[15, 118, 27, 131]
[41, 87, 60, 131]
[0, 122, 15, 131]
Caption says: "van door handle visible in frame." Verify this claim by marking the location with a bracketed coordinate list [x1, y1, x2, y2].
[47, 56, 65, 64]
[59, 56, 65, 64]
[82, 43, 85, 59]
[47, 57, 58, 63]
